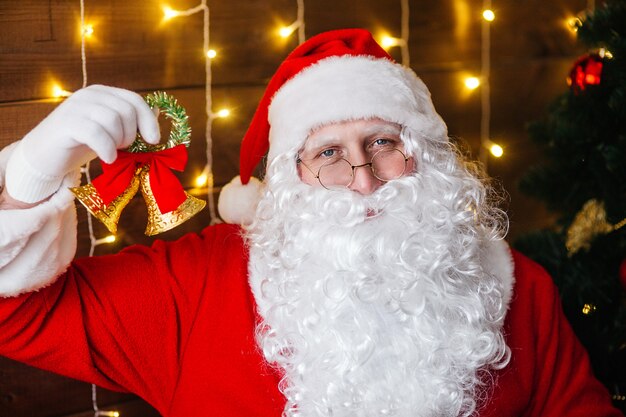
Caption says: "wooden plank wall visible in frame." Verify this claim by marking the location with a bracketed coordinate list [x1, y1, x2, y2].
[0, 0, 586, 415]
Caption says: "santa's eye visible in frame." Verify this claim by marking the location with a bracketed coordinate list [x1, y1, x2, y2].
[368, 137, 398, 152]
[374, 138, 391, 146]
[320, 148, 337, 158]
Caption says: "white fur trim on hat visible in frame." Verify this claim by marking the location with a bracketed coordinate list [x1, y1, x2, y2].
[267, 55, 448, 162]
[218, 175, 262, 225]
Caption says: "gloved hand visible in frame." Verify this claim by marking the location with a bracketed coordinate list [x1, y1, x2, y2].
[5, 84, 160, 203]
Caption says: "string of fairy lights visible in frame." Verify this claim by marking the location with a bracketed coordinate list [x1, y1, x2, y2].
[54, 0, 503, 253]
[50, 1, 601, 215]
[76, 0, 120, 415]
[479, 0, 495, 169]
[37, 0, 599, 414]
[71, 2, 309, 415]
[55, 0, 312, 257]
[381, 0, 410, 66]
[279, 0, 305, 44]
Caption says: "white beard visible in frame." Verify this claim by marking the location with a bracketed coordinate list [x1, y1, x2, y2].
[247, 164, 511, 417]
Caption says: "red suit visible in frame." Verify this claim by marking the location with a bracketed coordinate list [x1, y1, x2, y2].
[0, 224, 621, 416]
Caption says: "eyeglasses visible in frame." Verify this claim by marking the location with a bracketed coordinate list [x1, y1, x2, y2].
[297, 148, 410, 189]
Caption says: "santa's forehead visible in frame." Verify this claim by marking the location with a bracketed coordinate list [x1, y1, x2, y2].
[304, 118, 402, 146]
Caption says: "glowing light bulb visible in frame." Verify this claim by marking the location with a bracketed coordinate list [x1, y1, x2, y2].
[195, 173, 208, 187]
[93, 234, 116, 246]
[599, 48, 613, 59]
[215, 108, 230, 118]
[279, 26, 294, 38]
[163, 6, 180, 20]
[206, 49, 217, 59]
[278, 26, 294, 38]
[482, 9, 495, 21]
[95, 411, 120, 417]
[381, 36, 400, 48]
[278, 21, 302, 39]
[464, 77, 480, 90]
[52, 84, 72, 98]
[82, 23, 94, 38]
[581, 303, 596, 315]
[195, 165, 211, 187]
[489, 144, 503, 158]
[567, 16, 581, 32]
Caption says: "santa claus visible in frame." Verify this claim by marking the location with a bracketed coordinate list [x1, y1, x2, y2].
[0, 29, 621, 417]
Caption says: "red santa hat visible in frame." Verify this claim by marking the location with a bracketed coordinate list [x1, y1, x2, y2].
[218, 28, 447, 224]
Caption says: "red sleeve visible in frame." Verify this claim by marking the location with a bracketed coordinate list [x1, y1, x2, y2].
[486, 250, 622, 416]
[0, 223, 245, 415]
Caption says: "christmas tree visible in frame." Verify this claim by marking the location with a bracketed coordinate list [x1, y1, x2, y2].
[514, 0, 626, 410]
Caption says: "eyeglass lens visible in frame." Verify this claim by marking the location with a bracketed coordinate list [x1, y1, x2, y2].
[318, 149, 407, 188]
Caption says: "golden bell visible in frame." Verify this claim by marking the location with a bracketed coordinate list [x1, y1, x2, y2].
[139, 166, 206, 236]
[70, 167, 142, 235]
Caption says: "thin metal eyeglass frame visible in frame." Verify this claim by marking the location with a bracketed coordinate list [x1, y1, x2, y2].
[296, 148, 410, 189]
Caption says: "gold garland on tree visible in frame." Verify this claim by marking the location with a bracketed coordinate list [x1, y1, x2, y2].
[566, 199, 626, 255]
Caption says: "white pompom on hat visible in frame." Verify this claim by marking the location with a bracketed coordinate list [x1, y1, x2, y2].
[217, 176, 261, 225]
[217, 28, 447, 224]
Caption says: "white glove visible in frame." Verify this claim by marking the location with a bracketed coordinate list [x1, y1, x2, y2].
[5, 84, 160, 203]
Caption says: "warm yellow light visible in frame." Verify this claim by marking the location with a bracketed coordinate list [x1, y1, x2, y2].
[489, 144, 504, 158]
[206, 49, 217, 59]
[195, 173, 208, 187]
[216, 108, 230, 118]
[581, 303, 597, 315]
[195, 165, 211, 187]
[567, 16, 581, 32]
[279, 26, 294, 38]
[482, 9, 495, 21]
[82, 23, 94, 38]
[163, 6, 180, 20]
[464, 77, 480, 90]
[599, 48, 613, 59]
[93, 234, 116, 246]
[381, 36, 400, 49]
[95, 411, 120, 417]
[52, 84, 72, 98]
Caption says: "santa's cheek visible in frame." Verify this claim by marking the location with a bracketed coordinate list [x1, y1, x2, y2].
[405, 157, 417, 175]
[297, 165, 319, 187]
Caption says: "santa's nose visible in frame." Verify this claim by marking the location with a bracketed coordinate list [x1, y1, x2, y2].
[348, 164, 383, 195]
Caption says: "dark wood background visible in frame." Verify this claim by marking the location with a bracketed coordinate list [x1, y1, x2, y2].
[0, 0, 590, 415]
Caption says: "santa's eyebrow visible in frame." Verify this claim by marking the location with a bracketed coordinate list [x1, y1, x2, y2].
[300, 135, 338, 154]
[301, 122, 403, 153]
[361, 123, 402, 138]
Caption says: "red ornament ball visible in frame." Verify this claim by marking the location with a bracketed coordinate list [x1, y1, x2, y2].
[620, 258, 626, 291]
[567, 53, 603, 92]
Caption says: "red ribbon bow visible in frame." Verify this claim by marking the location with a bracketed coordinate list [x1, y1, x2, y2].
[92, 144, 188, 214]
